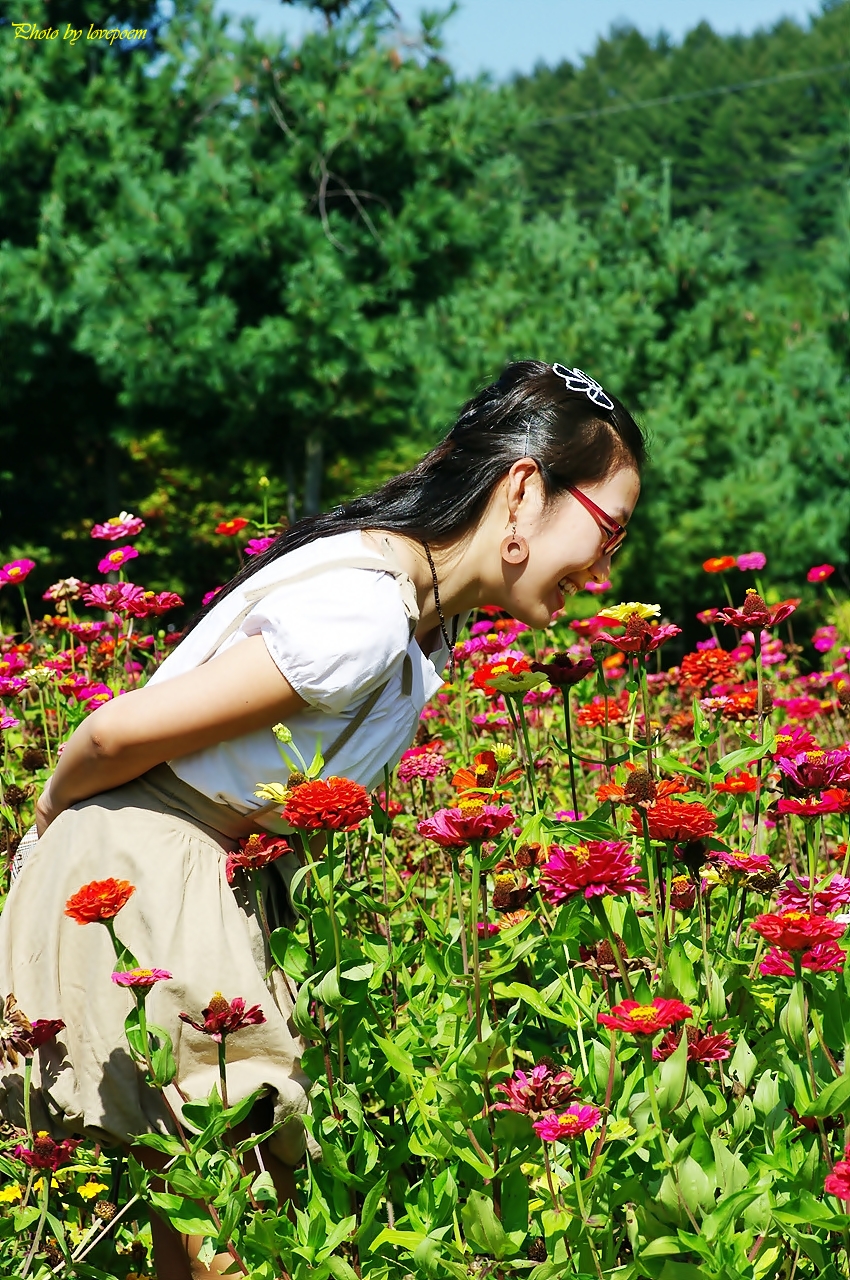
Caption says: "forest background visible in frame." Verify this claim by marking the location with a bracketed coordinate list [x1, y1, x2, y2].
[0, 0, 848, 639]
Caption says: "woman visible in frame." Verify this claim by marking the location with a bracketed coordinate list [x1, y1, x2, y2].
[0, 359, 644, 1277]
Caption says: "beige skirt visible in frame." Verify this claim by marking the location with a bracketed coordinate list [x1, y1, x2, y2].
[0, 765, 314, 1165]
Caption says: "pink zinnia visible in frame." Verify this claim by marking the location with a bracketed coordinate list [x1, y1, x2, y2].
[398, 745, 448, 782]
[202, 586, 224, 606]
[759, 941, 847, 976]
[653, 1023, 733, 1063]
[777, 875, 850, 915]
[711, 849, 773, 876]
[539, 840, 645, 903]
[123, 589, 184, 618]
[225, 833, 292, 884]
[777, 791, 850, 818]
[807, 564, 835, 584]
[771, 727, 819, 759]
[825, 1152, 850, 1200]
[91, 512, 145, 541]
[0, 559, 36, 586]
[776, 748, 850, 794]
[112, 968, 173, 987]
[0, 714, 20, 730]
[417, 803, 515, 849]
[83, 582, 147, 613]
[97, 545, 139, 574]
[533, 1105, 601, 1142]
[737, 552, 766, 571]
[245, 536, 277, 557]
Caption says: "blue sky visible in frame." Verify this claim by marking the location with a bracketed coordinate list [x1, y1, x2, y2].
[215, 0, 824, 78]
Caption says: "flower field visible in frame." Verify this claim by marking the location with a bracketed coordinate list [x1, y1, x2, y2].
[0, 521, 849, 1280]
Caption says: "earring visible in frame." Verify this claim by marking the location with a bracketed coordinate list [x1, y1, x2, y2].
[500, 522, 528, 564]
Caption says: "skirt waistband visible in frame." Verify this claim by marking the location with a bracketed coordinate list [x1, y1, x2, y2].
[138, 763, 268, 841]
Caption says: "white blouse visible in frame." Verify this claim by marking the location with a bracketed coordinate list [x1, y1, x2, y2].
[147, 530, 466, 833]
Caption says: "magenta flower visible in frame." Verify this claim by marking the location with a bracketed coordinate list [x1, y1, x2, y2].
[737, 552, 767, 571]
[124, 590, 184, 618]
[776, 749, 850, 794]
[245, 536, 277, 557]
[417, 803, 515, 849]
[533, 1105, 601, 1142]
[771, 726, 819, 759]
[711, 849, 773, 876]
[760, 941, 847, 976]
[83, 582, 147, 613]
[179, 993, 266, 1043]
[585, 580, 611, 593]
[398, 744, 448, 782]
[111, 968, 172, 988]
[776, 875, 850, 915]
[0, 559, 36, 586]
[595, 616, 682, 655]
[28, 1019, 65, 1051]
[494, 1063, 580, 1116]
[75, 682, 114, 707]
[539, 840, 645, 903]
[0, 677, 28, 698]
[825, 1159, 850, 1200]
[0, 714, 20, 730]
[91, 512, 145, 541]
[696, 608, 720, 625]
[97, 545, 139, 574]
[813, 626, 838, 653]
[807, 564, 835, 584]
[653, 1023, 734, 1063]
[15, 1134, 81, 1171]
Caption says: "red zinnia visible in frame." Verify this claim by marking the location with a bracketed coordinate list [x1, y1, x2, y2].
[530, 653, 596, 686]
[825, 1160, 850, 1200]
[539, 840, 645, 903]
[64, 878, 135, 924]
[28, 1019, 65, 1050]
[760, 942, 847, 976]
[777, 791, 850, 818]
[494, 1063, 580, 1116]
[225, 832, 292, 883]
[595, 615, 681, 655]
[703, 556, 737, 573]
[281, 776, 371, 831]
[653, 1023, 734, 1063]
[631, 799, 717, 843]
[713, 771, 759, 794]
[179, 993, 266, 1043]
[215, 517, 249, 536]
[598, 997, 693, 1036]
[717, 589, 797, 631]
[679, 648, 740, 692]
[14, 1132, 81, 1172]
[751, 911, 846, 952]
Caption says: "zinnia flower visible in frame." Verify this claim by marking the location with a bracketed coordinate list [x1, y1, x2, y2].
[97, 545, 139, 574]
[91, 512, 145, 541]
[777, 791, 850, 817]
[398, 743, 448, 783]
[670, 875, 696, 910]
[807, 564, 835, 584]
[631, 799, 717, 843]
[771, 727, 819, 759]
[539, 840, 645, 902]
[0, 993, 33, 1068]
[225, 833, 292, 883]
[179, 993, 266, 1042]
[215, 517, 249, 536]
[711, 849, 773, 877]
[759, 942, 847, 976]
[532, 1105, 601, 1141]
[737, 552, 767, 571]
[595, 615, 681, 655]
[653, 1023, 734, 1062]
[702, 556, 737, 573]
[0, 559, 36, 586]
[597, 602, 660, 623]
[281, 776, 371, 831]
[825, 1159, 850, 1200]
[14, 1132, 81, 1171]
[202, 586, 224, 606]
[712, 771, 759, 794]
[717, 589, 797, 631]
[245, 536, 277, 556]
[417, 802, 515, 849]
[82, 582, 147, 613]
[471, 657, 548, 696]
[598, 997, 693, 1036]
[64, 878, 135, 924]
[776, 875, 850, 915]
[124, 590, 184, 618]
[679, 648, 740, 692]
[28, 1019, 65, 1050]
[776, 749, 850, 794]
[43, 577, 87, 603]
[751, 911, 846, 951]
[529, 653, 595, 686]
[111, 968, 172, 988]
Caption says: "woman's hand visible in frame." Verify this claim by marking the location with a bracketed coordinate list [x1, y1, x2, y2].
[35, 777, 61, 837]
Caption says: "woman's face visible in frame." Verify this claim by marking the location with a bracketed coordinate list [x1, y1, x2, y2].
[501, 463, 641, 630]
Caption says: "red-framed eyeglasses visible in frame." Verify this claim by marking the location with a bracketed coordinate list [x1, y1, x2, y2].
[567, 486, 627, 556]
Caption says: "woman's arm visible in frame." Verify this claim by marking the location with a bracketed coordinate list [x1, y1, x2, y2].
[36, 635, 310, 835]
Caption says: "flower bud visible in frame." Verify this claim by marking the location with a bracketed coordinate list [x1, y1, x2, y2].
[94, 1200, 118, 1222]
[493, 743, 513, 766]
[272, 723, 292, 743]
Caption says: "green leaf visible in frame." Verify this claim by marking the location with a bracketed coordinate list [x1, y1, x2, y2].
[461, 1188, 509, 1258]
[727, 1035, 757, 1090]
[656, 1022, 689, 1114]
[356, 1175, 388, 1240]
[375, 1034, 416, 1077]
[269, 927, 311, 981]
[148, 1193, 217, 1236]
[802, 1072, 850, 1119]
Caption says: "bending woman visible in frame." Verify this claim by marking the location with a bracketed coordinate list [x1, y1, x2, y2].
[0, 360, 644, 1278]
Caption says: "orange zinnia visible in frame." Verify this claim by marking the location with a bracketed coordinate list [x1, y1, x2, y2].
[281, 776, 371, 831]
[64, 878, 135, 924]
[702, 556, 736, 573]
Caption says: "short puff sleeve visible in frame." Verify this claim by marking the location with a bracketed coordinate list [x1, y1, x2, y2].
[243, 567, 412, 716]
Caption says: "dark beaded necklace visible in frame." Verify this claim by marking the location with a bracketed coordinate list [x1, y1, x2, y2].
[420, 541, 459, 681]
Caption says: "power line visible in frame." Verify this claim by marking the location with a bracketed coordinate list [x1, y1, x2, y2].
[517, 60, 850, 129]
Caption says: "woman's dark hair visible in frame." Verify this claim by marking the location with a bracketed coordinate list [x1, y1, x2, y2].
[183, 360, 645, 636]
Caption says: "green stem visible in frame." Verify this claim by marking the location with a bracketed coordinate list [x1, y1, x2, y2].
[563, 691, 581, 819]
[469, 840, 483, 1041]
[589, 898, 633, 999]
[505, 694, 539, 813]
[22, 1055, 33, 1144]
[450, 849, 471, 989]
[217, 1037, 230, 1111]
[20, 1169, 49, 1277]
[325, 830, 345, 1085]
[638, 656, 654, 777]
[639, 811, 664, 968]
[572, 1146, 589, 1223]
[639, 1041, 672, 1165]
